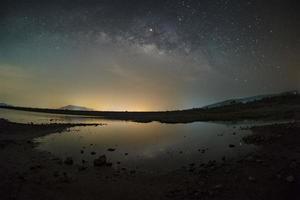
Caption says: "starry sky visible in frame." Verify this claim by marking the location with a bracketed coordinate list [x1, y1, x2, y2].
[0, 0, 299, 111]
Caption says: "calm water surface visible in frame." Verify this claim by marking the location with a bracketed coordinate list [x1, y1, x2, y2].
[0, 108, 256, 172]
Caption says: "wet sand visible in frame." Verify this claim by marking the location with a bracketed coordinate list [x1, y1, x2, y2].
[0, 118, 299, 200]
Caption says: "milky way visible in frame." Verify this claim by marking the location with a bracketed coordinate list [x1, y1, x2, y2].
[0, 0, 299, 110]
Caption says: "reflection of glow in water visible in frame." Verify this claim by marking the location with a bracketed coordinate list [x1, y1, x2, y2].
[34, 121, 255, 172]
[0, 108, 256, 172]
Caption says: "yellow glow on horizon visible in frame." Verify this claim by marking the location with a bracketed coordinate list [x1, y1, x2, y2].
[78, 102, 159, 112]
[47, 96, 165, 111]
[0, 64, 181, 111]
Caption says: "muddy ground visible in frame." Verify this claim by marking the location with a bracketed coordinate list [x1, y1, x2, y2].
[0, 118, 299, 200]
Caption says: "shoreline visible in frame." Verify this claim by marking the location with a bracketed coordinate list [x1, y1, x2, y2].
[1, 101, 300, 123]
[0, 118, 299, 199]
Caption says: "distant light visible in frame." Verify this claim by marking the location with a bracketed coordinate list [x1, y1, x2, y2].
[149, 28, 153, 32]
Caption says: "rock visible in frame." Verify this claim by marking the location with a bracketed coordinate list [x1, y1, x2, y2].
[286, 175, 295, 183]
[206, 160, 216, 168]
[60, 172, 73, 183]
[124, 153, 129, 156]
[255, 159, 263, 163]
[289, 161, 297, 169]
[29, 164, 43, 170]
[229, 144, 235, 148]
[78, 166, 87, 171]
[64, 157, 73, 165]
[245, 155, 254, 162]
[222, 156, 226, 161]
[248, 176, 256, 182]
[53, 171, 59, 177]
[93, 155, 107, 167]
[189, 168, 195, 172]
[18, 175, 26, 181]
[91, 151, 96, 155]
[9, 194, 17, 200]
[214, 184, 223, 190]
[80, 150, 84, 154]
[107, 148, 116, 151]
[56, 159, 63, 165]
[276, 174, 282, 179]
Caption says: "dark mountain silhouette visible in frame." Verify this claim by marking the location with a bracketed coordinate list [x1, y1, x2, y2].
[59, 105, 93, 111]
[0, 103, 11, 107]
[202, 90, 299, 109]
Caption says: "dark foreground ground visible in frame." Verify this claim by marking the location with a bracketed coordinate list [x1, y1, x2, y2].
[0, 118, 299, 200]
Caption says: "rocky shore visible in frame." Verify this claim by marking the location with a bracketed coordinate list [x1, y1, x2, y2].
[0, 118, 299, 200]
[165, 122, 300, 199]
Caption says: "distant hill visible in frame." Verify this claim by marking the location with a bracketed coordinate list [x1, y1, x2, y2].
[202, 90, 299, 109]
[59, 105, 93, 111]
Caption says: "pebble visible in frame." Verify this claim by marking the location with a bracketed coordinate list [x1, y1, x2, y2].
[64, 157, 73, 165]
[248, 176, 256, 182]
[93, 155, 107, 167]
[78, 166, 87, 171]
[53, 171, 59, 177]
[289, 161, 297, 169]
[245, 155, 254, 162]
[107, 148, 116, 151]
[276, 174, 282, 179]
[286, 175, 295, 183]
[189, 163, 195, 167]
[214, 184, 223, 189]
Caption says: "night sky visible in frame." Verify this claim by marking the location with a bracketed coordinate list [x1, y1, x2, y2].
[0, 0, 299, 111]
